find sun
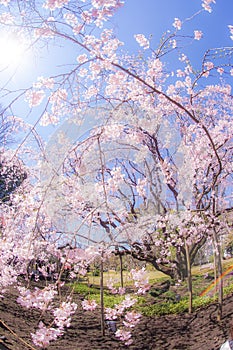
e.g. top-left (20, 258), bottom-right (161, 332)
top-left (0, 31), bottom-right (28, 68)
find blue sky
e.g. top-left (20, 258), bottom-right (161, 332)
top-left (47, 0), bottom-right (233, 135)
top-left (113, 0), bottom-right (233, 70)
top-left (11, 0), bottom-right (233, 84)
top-left (3, 1), bottom-right (233, 84)
top-left (114, 0), bottom-right (233, 48)
top-left (1, 0), bottom-right (232, 143)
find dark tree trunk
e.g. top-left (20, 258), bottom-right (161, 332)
top-left (119, 236), bottom-right (207, 282)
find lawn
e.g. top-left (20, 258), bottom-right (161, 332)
top-left (73, 258), bottom-right (233, 316)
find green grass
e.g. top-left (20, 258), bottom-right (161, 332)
top-left (72, 281), bottom-right (144, 308)
top-left (72, 282), bottom-right (99, 295)
top-left (84, 258), bottom-right (233, 288)
top-left (137, 264), bottom-right (233, 317)
top-left (136, 295), bottom-right (216, 317)
top-left (84, 268), bottom-right (166, 287)
top-left (71, 258), bottom-right (233, 316)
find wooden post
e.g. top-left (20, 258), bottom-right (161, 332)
top-left (100, 252), bottom-right (105, 336)
top-left (119, 253), bottom-right (124, 288)
top-left (185, 239), bottom-right (192, 313)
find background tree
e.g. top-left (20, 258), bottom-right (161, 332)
top-left (0, 114), bottom-right (27, 205)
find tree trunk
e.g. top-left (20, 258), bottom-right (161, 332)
top-left (185, 240), bottom-right (193, 313)
top-left (121, 237), bottom-right (207, 282)
top-left (100, 253), bottom-right (105, 336)
top-left (212, 227), bottom-right (223, 321)
top-left (119, 253), bottom-right (124, 288)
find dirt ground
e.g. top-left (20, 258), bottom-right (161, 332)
top-left (0, 284), bottom-right (232, 350)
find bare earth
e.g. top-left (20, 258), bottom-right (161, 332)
top-left (0, 286), bottom-right (232, 350)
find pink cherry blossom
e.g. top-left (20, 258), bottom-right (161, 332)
top-left (179, 53), bottom-right (187, 62)
top-left (176, 69), bottom-right (185, 77)
top-left (107, 279), bottom-right (126, 295)
top-left (118, 287), bottom-right (126, 295)
top-left (0, 12), bottom-right (14, 24)
top-left (120, 295), bottom-right (137, 309)
top-left (33, 76), bottom-right (54, 89)
top-left (217, 67), bottom-right (224, 75)
top-left (81, 299), bottom-right (98, 311)
top-left (78, 68), bottom-right (88, 77)
top-left (194, 30), bottom-right (203, 40)
top-left (105, 307), bottom-right (119, 320)
top-left (73, 23), bottom-right (83, 35)
top-left (203, 61), bottom-right (214, 77)
top-left (115, 329), bottom-right (132, 345)
top-left (131, 268), bottom-right (150, 295)
top-left (202, 0), bottom-right (216, 13)
top-left (173, 17), bottom-right (182, 30)
top-left (92, 0), bottom-right (124, 9)
top-left (123, 311), bottom-right (141, 328)
top-left (77, 54), bottom-right (88, 64)
top-left (134, 34), bottom-right (150, 49)
top-left (85, 85), bottom-right (99, 99)
top-left (25, 89), bottom-right (45, 108)
top-left (0, 0), bottom-right (10, 6)
top-left (171, 39), bottom-right (177, 48)
top-left (40, 111), bottom-right (59, 126)
top-left (43, 0), bottom-right (69, 10)
top-left (31, 322), bottom-right (63, 347)
top-left (53, 301), bottom-right (77, 328)
top-left (17, 286), bottom-right (57, 310)
top-left (64, 12), bottom-right (78, 26)
top-left (34, 26), bottom-right (54, 38)
top-left (228, 25), bottom-right (233, 40)
top-left (136, 178), bottom-right (147, 197)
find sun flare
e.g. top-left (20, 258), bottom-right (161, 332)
top-left (0, 31), bottom-right (28, 68)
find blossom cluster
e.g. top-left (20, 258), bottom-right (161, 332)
top-left (105, 294), bottom-right (141, 346)
top-left (107, 278), bottom-right (125, 295)
top-left (34, 25), bottom-right (54, 38)
top-left (134, 34), bottom-right (150, 49)
top-left (229, 25), bottom-right (233, 40)
top-left (202, 0), bottom-right (216, 13)
top-left (43, 0), bottom-right (124, 29)
top-left (17, 286), bottom-right (57, 310)
top-left (173, 17), bottom-right (182, 30)
top-left (43, 0), bottom-right (69, 11)
top-left (31, 321), bottom-right (63, 348)
top-left (57, 246), bottom-right (102, 280)
top-left (0, 0), bottom-right (10, 6)
top-left (0, 12), bottom-right (14, 24)
top-left (105, 294), bottom-right (137, 320)
top-left (18, 286), bottom-right (78, 347)
top-left (53, 301), bottom-right (78, 328)
top-left (194, 30), bottom-right (203, 40)
top-left (81, 299), bottom-right (98, 311)
top-left (130, 267), bottom-right (150, 295)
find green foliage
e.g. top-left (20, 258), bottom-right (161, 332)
top-left (72, 282), bottom-right (145, 308)
top-left (73, 282), bottom-right (100, 295)
top-left (72, 260), bottom-right (233, 317)
top-left (103, 294), bottom-right (146, 308)
top-left (222, 283), bottom-right (233, 295)
top-left (136, 280), bottom-right (233, 317)
top-left (162, 290), bottom-right (177, 301)
top-left (96, 294), bottom-right (126, 308)
top-left (92, 268), bottom-right (100, 276)
top-left (136, 295), bottom-right (216, 317)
